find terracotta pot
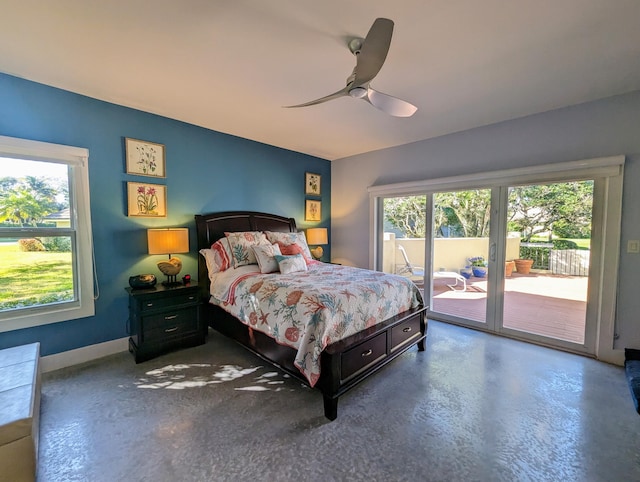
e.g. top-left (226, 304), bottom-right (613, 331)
top-left (514, 259), bottom-right (534, 274)
top-left (505, 261), bottom-right (515, 277)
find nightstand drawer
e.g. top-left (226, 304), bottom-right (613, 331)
top-left (390, 315), bottom-right (421, 352)
top-left (137, 291), bottom-right (198, 312)
top-left (145, 318), bottom-right (197, 342)
top-left (142, 306), bottom-right (198, 338)
top-left (341, 332), bottom-right (387, 382)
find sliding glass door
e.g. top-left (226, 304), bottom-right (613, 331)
top-left (499, 180), bottom-right (593, 348)
top-left (373, 157), bottom-right (623, 357)
top-left (430, 189), bottom-right (491, 325)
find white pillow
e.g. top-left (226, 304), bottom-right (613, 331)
top-left (252, 243), bottom-right (282, 274)
top-left (274, 253), bottom-right (308, 274)
top-left (199, 249), bottom-right (217, 279)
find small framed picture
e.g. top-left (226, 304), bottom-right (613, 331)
top-left (305, 199), bottom-right (321, 221)
top-left (305, 172), bottom-right (321, 196)
top-left (127, 182), bottom-right (167, 217)
top-left (125, 138), bottom-right (166, 178)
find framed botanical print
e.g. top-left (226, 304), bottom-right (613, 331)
top-left (127, 182), bottom-right (167, 217)
top-left (125, 138), bottom-right (166, 178)
top-left (305, 172), bottom-right (321, 196)
top-left (305, 199), bottom-right (321, 221)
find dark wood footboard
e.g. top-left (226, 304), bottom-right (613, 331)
top-left (203, 299), bottom-right (427, 420)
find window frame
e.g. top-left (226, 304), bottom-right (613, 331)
top-left (0, 135), bottom-right (94, 332)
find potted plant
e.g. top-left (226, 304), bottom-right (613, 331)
top-left (514, 258), bottom-right (534, 274)
top-left (468, 256), bottom-right (487, 278)
top-left (505, 260), bottom-right (515, 277)
top-left (459, 266), bottom-right (473, 279)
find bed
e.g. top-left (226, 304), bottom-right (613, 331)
top-left (195, 210), bottom-right (427, 420)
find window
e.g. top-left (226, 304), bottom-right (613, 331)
top-left (0, 135), bottom-right (94, 332)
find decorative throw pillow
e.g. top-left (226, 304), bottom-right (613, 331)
top-left (274, 253), bottom-right (308, 274)
top-left (208, 237), bottom-right (233, 273)
top-left (277, 242), bottom-right (306, 258)
top-left (225, 231), bottom-right (269, 267)
top-left (252, 243), bottom-right (282, 274)
top-left (265, 231), bottom-right (313, 263)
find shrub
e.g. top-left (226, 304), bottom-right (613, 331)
top-left (18, 238), bottom-right (46, 252)
top-left (40, 237), bottom-right (72, 252)
top-left (552, 239), bottom-right (579, 250)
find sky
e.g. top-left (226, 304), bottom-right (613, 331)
top-left (0, 157), bottom-right (67, 180)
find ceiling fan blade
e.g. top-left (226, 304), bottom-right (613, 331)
top-left (283, 87), bottom-right (349, 108)
top-left (365, 88), bottom-right (418, 117)
top-left (352, 18), bottom-right (394, 87)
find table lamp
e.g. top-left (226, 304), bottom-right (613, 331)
top-left (306, 227), bottom-right (328, 260)
top-left (147, 228), bottom-right (189, 286)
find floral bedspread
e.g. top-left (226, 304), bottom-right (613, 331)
top-left (209, 263), bottom-right (423, 387)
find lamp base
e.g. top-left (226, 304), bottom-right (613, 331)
top-left (161, 275), bottom-right (182, 287)
top-left (310, 246), bottom-right (324, 260)
top-left (157, 256), bottom-right (183, 286)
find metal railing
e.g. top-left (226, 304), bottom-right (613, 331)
top-left (519, 243), bottom-right (589, 275)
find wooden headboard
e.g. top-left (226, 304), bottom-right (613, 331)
top-left (194, 211), bottom-right (297, 296)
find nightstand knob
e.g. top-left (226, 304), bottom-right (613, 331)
top-left (164, 315), bottom-right (178, 320)
top-left (146, 302), bottom-right (153, 307)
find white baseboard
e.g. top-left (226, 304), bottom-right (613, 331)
top-left (41, 337), bottom-right (129, 373)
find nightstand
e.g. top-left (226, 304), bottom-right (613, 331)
top-left (126, 282), bottom-right (205, 363)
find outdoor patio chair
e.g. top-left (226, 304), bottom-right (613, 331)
top-left (397, 245), bottom-right (466, 291)
top-left (397, 245), bottom-right (425, 277)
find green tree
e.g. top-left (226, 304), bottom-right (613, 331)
top-left (383, 183), bottom-right (592, 241)
top-left (0, 176), bottom-right (61, 226)
top-left (508, 181), bottom-right (593, 241)
top-left (434, 190), bottom-right (491, 237)
top-left (384, 195), bottom-right (426, 238)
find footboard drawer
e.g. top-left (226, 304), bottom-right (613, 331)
top-left (341, 332), bottom-right (387, 382)
top-left (390, 315), bottom-right (422, 352)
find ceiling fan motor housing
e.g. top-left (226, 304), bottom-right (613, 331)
top-left (348, 86), bottom-right (368, 98)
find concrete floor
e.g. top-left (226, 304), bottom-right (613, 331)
top-left (38, 321), bottom-right (640, 481)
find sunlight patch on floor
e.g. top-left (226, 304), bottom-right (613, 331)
top-left (134, 363), bottom-right (294, 392)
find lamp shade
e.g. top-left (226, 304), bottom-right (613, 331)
top-left (147, 228), bottom-right (189, 255)
top-left (306, 227), bottom-right (328, 245)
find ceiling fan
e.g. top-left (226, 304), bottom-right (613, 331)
top-left (284, 18), bottom-right (417, 117)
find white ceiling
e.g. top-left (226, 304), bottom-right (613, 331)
top-left (1, 1), bottom-right (640, 161)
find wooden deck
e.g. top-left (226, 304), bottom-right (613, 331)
top-left (428, 272), bottom-right (588, 344)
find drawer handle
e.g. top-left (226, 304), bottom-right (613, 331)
top-left (164, 326), bottom-right (178, 333)
top-left (361, 349), bottom-right (373, 357)
top-left (188, 296), bottom-right (195, 300)
top-left (146, 302), bottom-right (153, 307)
top-left (164, 315), bottom-right (178, 320)
top-left (403, 327), bottom-right (412, 333)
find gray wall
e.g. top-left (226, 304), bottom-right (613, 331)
top-left (332, 90), bottom-right (640, 350)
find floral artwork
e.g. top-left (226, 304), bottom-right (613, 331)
top-left (127, 182), bottom-right (166, 217)
top-left (125, 138), bottom-right (166, 178)
top-left (305, 199), bottom-right (321, 221)
top-left (305, 172), bottom-right (321, 195)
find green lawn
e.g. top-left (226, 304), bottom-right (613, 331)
top-left (529, 237), bottom-right (591, 249)
top-left (0, 243), bottom-right (74, 310)
top-left (567, 238), bottom-right (591, 249)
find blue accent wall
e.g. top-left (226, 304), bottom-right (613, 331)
top-left (0, 73), bottom-right (331, 355)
